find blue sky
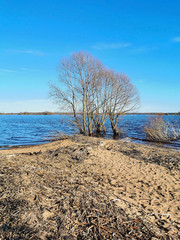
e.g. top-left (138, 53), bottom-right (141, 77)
top-left (0, 0), bottom-right (180, 113)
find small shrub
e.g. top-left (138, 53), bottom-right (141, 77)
top-left (50, 131), bottom-right (69, 141)
top-left (144, 116), bottom-right (179, 143)
top-left (118, 127), bottom-right (124, 137)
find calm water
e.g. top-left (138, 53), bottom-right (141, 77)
top-left (0, 115), bottom-right (179, 149)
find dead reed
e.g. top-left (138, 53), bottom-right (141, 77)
top-left (144, 116), bottom-right (179, 143)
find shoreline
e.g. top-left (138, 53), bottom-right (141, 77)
top-left (0, 112), bottom-right (179, 115)
top-left (0, 135), bottom-right (179, 152)
top-left (0, 135), bottom-right (179, 239)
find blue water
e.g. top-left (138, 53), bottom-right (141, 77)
top-left (0, 115), bottom-right (179, 149)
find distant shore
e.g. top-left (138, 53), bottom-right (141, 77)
top-left (0, 111), bottom-right (179, 115)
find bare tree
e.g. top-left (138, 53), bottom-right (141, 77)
top-left (106, 71), bottom-right (140, 135)
top-left (50, 51), bottom-right (140, 136)
top-left (50, 52), bottom-right (105, 135)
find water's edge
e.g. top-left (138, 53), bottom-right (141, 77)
top-left (0, 115), bottom-right (179, 150)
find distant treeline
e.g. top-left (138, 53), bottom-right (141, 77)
top-left (0, 112), bottom-right (72, 115)
top-left (0, 112), bottom-right (179, 115)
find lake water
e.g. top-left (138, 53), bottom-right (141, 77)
top-left (0, 115), bottom-right (179, 150)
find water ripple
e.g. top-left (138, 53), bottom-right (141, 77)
top-left (0, 115), bottom-right (179, 149)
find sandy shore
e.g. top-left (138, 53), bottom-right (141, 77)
top-left (0, 135), bottom-right (179, 239)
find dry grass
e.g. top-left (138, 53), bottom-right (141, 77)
top-left (144, 116), bottom-right (179, 143)
top-left (49, 131), bottom-right (69, 141)
top-left (0, 147), bottom-right (157, 240)
top-left (0, 135), bottom-right (179, 239)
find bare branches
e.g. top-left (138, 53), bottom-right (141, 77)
top-left (105, 72), bottom-right (140, 135)
top-left (50, 51), bottom-right (140, 136)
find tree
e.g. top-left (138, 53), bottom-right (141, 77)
top-left (106, 71), bottom-right (140, 135)
top-left (50, 52), bottom-right (106, 135)
top-left (50, 51), bottom-right (140, 136)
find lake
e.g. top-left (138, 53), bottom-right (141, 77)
top-left (0, 115), bottom-right (179, 150)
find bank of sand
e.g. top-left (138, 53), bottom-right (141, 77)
top-left (0, 135), bottom-right (179, 239)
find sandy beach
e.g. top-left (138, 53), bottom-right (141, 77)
top-left (0, 135), bottom-right (179, 239)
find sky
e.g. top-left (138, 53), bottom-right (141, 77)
top-left (0, 0), bottom-right (180, 113)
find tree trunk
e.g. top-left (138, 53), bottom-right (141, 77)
top-left (110, 117), bottom-right (119, 136)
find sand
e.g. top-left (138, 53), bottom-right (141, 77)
top-left (0, 135), bottom-right (179, 239)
